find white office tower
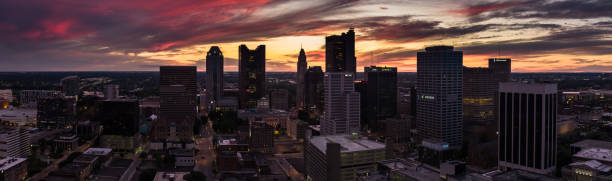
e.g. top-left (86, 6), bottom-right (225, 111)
top-left (322, 72), bottom-right (360, 135)
top-left (0, 127), bottom-right (30, 159)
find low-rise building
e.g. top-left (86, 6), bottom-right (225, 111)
top-left (153, 172), bottom-right (189, 181)
top-left (563, 146), bottom-right (612, 181)
top-left (0, 157), bottom-right (27, 181)
top-left (286, 119), bottom-right (309, 142)
top-left (305, 135), bottom-right (386, 181)
top-left (54, 134), bottom-right (79, 153)
top-left (0, 108), bottom-right (36, 126)
top-left (170, 149), bottom-right (194, 167)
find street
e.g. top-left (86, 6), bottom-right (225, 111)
top-left (193, 122), bottom-right (217, 181)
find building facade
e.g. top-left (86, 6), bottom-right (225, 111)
top-left (155, 66), bottom-right (197, 143)
top-left (238, 45), bottom-right (266, 109)
top-left (97, 99), bottom-right (140, 152)
top-left (0, 127), bottom-right (30, 158)
top-left (269, 89), bottom-right (288, 110)
top-left (325, 28), bottom-right (356, 75)
top-left (305, 135), bottom-right (386, 181)
top-left (37, 97), bottom-right (76, 129)
top-left (19, 90), bottom-right (61, 108)
top-left (362, 66), bottom-right (397, 132)
top-left (206, 46), bottom-right (224, 109)
top-left (61, 75), bottom-right (80, 97)
top-left (498, 82), bottom-right (557, 175)
top-left (304, 66), bottom-right (324, 113)
top-left (0, 157), bottom-right (28, 181)
top-left (103, 84), bottom-right (119, 100)
top-left (297, 48), bottom-right (307, 109)
top-left (416, 46), bottom-right (463, 148)
top-left (322, 72), bottom-right (360, 135)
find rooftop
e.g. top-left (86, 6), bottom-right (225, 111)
top-left (569, 160), bottom-right (612, 173)
top-left (309, 135), bottom-right (385, 153)
top-left (575, 148), bottom-right (612, 163)
top-left (84, 148), bottom-right (112, 156)
top-left (571, 139), bottom-right (612, 150)
top-left (0, 157), bottom-right (26, 171)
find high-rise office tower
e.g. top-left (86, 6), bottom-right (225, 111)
top-left (416, 46), bottom-right (463, 148)
top-left (498, 82), bottom-right (557, 175)
top-left (325, 28), bottom-right (356, 75)
top-left (304, 66), bottom-right (324, 113)
top-left (362, 66), bottom-right (397, 132)
top-left (296, 48), bottom-right (307, 108)
top-left (463, 58), bottom-right (511, 168)
top-left (269, 89), bottom-right (288, 110)
top-left (0, 127), bottom-right (31, 158)
top-left (238, 45), bottom-right (266, 109)
top-left (206, 46), bottom-right (224, 109)
top-left (103, 84), bottom-right (119, 100)
top-left (155, 66), bottom-right (197, 143)
top-left (322, 72), bottom-right (360, 135)
top-left (61, 75), bottom-right (80, 97)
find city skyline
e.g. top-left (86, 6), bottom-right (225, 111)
top-left (1, 0), bottom-right (611, 72)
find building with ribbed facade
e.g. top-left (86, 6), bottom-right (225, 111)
top-left (297, 48), bottom-right (307, 109)
top-left (0, 127), bottom-right (30, 159)
top-left (154, 66), bottom-right (197, 144)
top-left (498, 82), bottom-right (557, 175)
top-left (322, 72), bottom-right (360, 135)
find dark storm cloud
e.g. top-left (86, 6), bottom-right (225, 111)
top-left (465, 0), bottom-right (612, 22)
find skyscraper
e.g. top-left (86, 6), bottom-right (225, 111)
top-left (61, 75), bottom-right (80, 97)
top-left (325, 28), bottom-right (356, 75)
top-left (296, 48), bottom-right (307, 109)
top-left (155, 66), bottom-right (197, 143)
top-left (238, 45), bottom-right (265, 109)
top-left (362, 66), bottom-right (397, 132)
top-left (37, 97), bottom-right (75, 129)
top-left (269, 89), bottom-right (288, 110)
top-left (416, 46), bottom-right (463, 148)
top-left (304, 66), bottom-right (324, 113)
top-left (498, 82), bottom-right (557, 175)
top-left (97, 99), bottom-right (140, 152)
top-left (206, 46), bottom-right (224, 109)
top-left (322, 72), bottom-right (360, 135)
top-left (463, 58), bottom-right (511, 168)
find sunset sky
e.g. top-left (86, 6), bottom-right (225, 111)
top-left (0, 0), bottom-right (611, 72)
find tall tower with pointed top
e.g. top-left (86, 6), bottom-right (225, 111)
top-left (206, 46), bottom-right (224, 109)
top-left (297, 48), bottom-right (307, 108)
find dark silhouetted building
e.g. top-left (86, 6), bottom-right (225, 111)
top-left (238, 45), bottom-right (266, 109)
top-left (269, 89), bottom-right (288, 110)
top-left (297, 48), bottom-right (307, 109)
top-left (249, 122), bottom-right (274, 153)
top-left (154, 66), bottom-right (197, 143)
top-left (416, 46), bottom-right (463, 148)
top-left (362, 66), bottom-right (397, 132)
top-left (322, 72), bottom-right (360, 135)
top-left (463, 58), bottom-right (511, 169)
top-left (97, 99), bottom-right (140, 152)
top-left (61, 75), bottom-right (80, 97)
top-left (325, 28), bottom-right (356, 75)
top-left (304, 66), bottom-right (324, 113)
top-left (37, 97), bottom-right (75, 129)
top-left (206, 46), bottom-right (224, 109)
top-left (103, 84), bottom-right (119, 100)
top-left (498, 82), bottom-right (557, 175)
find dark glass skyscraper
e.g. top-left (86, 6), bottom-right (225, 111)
top-left (297, 48), bottom-right (307, 109)
top-left (61, 75), bottom-right (80, 97)
top-left (362, 66), bottom-right (397, 132)
top-left (238, 45), bottom-right (266, 109)
top-left (416, 46), bottom-right (463, 148)
top-left (463, 58), bottom-right (511, 168)
top-left (498, 82), bottom-right (557, 175)
top-left (206, 46), bottom-right (224, 109)
top-left (325, 28), bottom-right (356, 75)
top-left (97, 99), bottom-right (139, 136)
top-left (304, 66), bottom-right (324, 113)
top-left (155, 66), bottom-right (197, 142)
top-left (37, 97), bottom-right (75, 129)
